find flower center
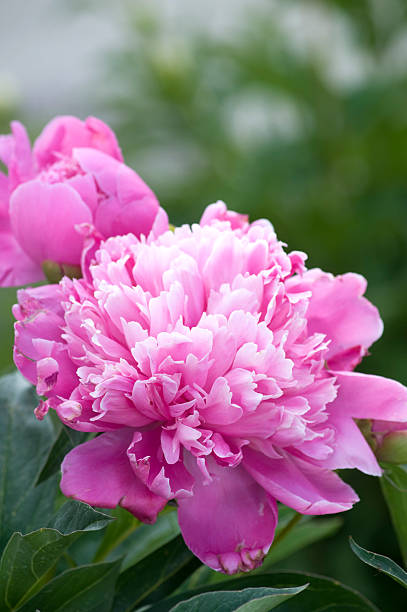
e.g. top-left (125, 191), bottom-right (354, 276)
top-left (38, 155), bottom-right (83, 184)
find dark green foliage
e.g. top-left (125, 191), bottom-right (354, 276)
top-left (148, 571), bottom-right (379, 612)
top-left (16, 561), bottom-right (121, 612)
top-left (0, 372), bottom-right (57, 551)
top-left (36, 426), bottom-right (89, 485)
top-left (112, 535), bottom-right (200, 611)
top-left (0, 503), bottom-right (112, 610)
top-left (380, 464), bottom-right (407, 566)
top-left (166, 585), bottom-right (308, 611)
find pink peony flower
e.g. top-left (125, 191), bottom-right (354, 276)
top-left (13, 203), bottom-right (407, 573)
top-left (0, 116), bottom-right (167, 286)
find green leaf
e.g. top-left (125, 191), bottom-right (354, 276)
top-left (0, 372), bottom-right (57, 552)
top-left (380, 463), bottom-right (407, 565)
top-left (169, 585), bottom-right (308, 612)
top-left (48, 500), bottom-right (113, 534)
top-left (113, 535), bottom-right (201, 612)
top-left (17, 561), bottom-right (120, 612)
top-left (36, 425), bottom-right (87, 485)
top-left (350, 537), bottom-right (407, 589)
top-left (0, 501), bottom-right (113, 610)
top-left (148, 571), bottom-right (379, 612)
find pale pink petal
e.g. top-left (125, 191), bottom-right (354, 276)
top-left (318, 413), bottom-right (381, 475)
top-left (13, 284), bottom-right (77, 397)
top-left (244, 448), bottom-right (359, 514)
top-left (200, 201), bottom-right (248, 230)
top-left (61, 430), bottom-right (166, 523)
top-left (128, 429), bottom-right (194, 499)
top-left (178, 459), bottom-right (277, 573)
top-left (10, 180), bottom-right (92, 264)
top-left (333, 371), bottom-right (407, 422)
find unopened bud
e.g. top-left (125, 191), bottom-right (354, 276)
top-left (376, 431), bottom-right (407, 464)
top-left (42, 260), bottom-right (82, 283)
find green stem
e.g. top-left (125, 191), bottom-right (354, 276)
top-left (273, 512), bottom-right (302, 546)
top-left (93, 522), bottom-right (140, 563)
top-left (63, 551), bottom-right (77, 568)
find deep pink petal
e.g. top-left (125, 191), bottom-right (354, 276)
top-left (74, 148), bottom-right (160, 238)
top-left (150, 205), bottom-right (169, 238)
top-left (67, 173), bottom-right (98, 213)
top-left (0, 121), bottom-right (34, 191)
top-left (178, 458), bottom-right (277, 573)
top-left (84, 116), bottom-right (123, 161)
top-left (33, 115), bottom-right (122, 168)
top-left (244, 448), bottom-right (359, 514)
top-left (61, 430), bottom-right (166, 523)
top-left (10, 180), bottom-right (92, 265)
top-left (0, 213), bottom-right (43, 286)
top-left (73, 148), bottom-right (120, 193)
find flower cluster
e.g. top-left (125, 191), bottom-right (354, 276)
top-left (6, 116), bottom-right (407, 574)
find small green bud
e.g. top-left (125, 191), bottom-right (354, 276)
top-left (376, 431), bottom-right (407, 465)
top-left (42, 260), bottom-right (82, 283)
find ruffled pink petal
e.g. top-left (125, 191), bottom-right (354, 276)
top-left (10, 180), bottom-right (92, 265)
top-left (13, 285), bottom-right (77, 398)
top-left (243, 448), bottom-right (359, 515)
top-left (61, 429), bottom-right (166, 523)
top-left (128, 429), bottom-right (194, 499)
top-left (178, 459), bottom-right (277, 573)
top-left (289, 270), bottom-right (383, 370)
top-left (200, 201), bottom-right (249, 230)
top-left (33, 115), bottom-right (122, 168)
top-left (333, 371), bottom-right (407, 422)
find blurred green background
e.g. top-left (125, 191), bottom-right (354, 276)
top-left (1, 1), bottom-right (407, 609)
